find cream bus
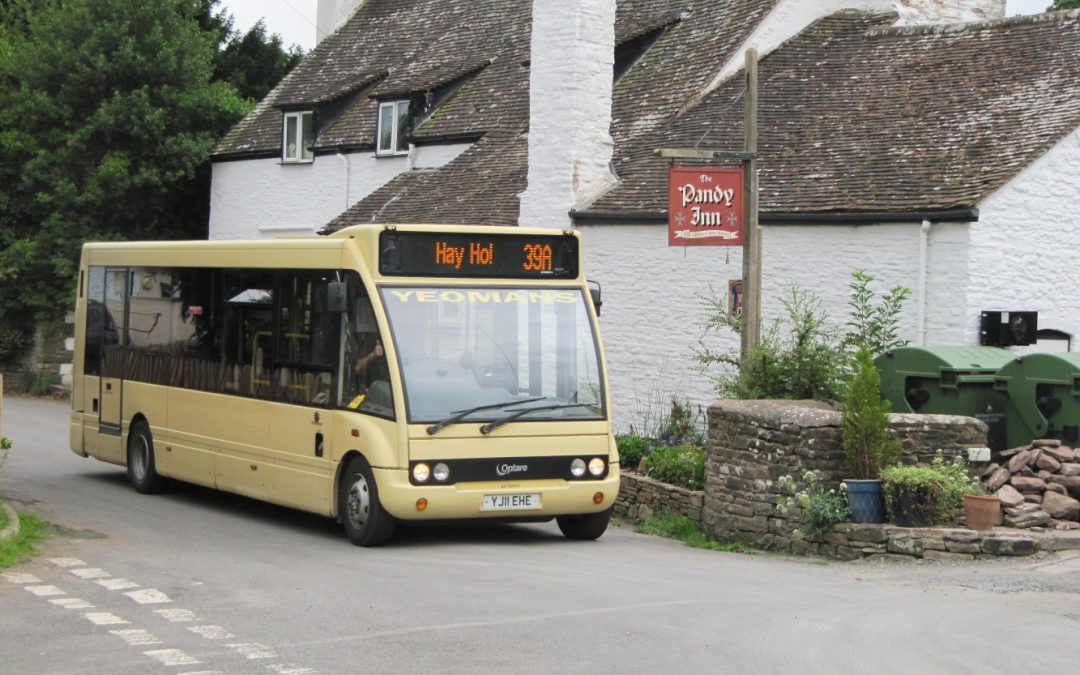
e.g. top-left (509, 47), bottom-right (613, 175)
top-left (70, 224), bottom-right (619, 546)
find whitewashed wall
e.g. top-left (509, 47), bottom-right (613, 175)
top-left (208, 143), bottom-right (471, 239)
top-left (581, 224), bottom-right (744, 433)
top-left (967, 127), bottom-right (1080, 347)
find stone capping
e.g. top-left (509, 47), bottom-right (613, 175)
top-left (615, 471), bottom-right (704, 526)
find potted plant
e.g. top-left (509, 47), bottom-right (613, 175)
top-left (841, 348), bottom-right (902, 522)
top-left (881, 465), bottom-right (943, 526)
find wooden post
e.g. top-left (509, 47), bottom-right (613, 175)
top-left (740, 48), bottom-right (761, 364)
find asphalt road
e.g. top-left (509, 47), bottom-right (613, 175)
top-left (2, 395), bottom-right (1080, 674)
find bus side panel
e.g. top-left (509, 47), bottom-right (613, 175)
top-left (122, 380), bottom-right (170, 469)
top-left (168, 388), bottom-right (270, 501)
top-left (264, 402), bottom-right (335, 516)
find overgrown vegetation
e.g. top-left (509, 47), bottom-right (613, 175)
top-left (635, 514), bottom-right (756, 553)
top-left (777, 472), bottom-right (851, 540)
top-left (0, 513), bottom-right (49, 569)
top-left (19, 367), bottom-right (59, 396)
top-left (618, 398), bottom-right (707, 489)
top-left (0, 0), bottom-right (302, 349)
top-left (881, 454), bottom-right (980, 526)
top-left (693, 270), bottom-right (910, 402)
top-left (643, 444), bottom-right (705, 490)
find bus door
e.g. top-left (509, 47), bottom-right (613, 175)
top-left (99, 268), bottom-right (128, 434)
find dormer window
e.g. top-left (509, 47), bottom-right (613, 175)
top-left (282, 111), bottom-right (314, 162)
top-left (377, 100), bottom-right (409, 155)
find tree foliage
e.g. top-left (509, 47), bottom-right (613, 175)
top-left (0, 0), bottom-right (302, 360)
top-left (1051, 1), bottom-right (1080, 11)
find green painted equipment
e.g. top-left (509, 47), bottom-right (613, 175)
top-left (993, 352), bottom-right (1080, 451)
top-left (875, 346), bottom-right (1013, 451)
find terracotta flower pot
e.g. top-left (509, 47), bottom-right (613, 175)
top-left (964, 494), bottom-right (1001, 531)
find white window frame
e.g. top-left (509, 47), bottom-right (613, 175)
top-left (376, 100), bottom-right (410, 156)
top-left (282, 110), bottom-right (314, 163)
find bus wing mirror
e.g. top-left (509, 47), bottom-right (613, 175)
top-left (327, 281), bottom-right (347, 313)
top-left (587, 280), bottom-right (602, 316)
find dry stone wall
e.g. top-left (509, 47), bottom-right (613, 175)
top-left (702, 400), bottom-right (987, 553)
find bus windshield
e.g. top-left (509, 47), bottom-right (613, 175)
top-left (380, 287), bottom-right (604, 424)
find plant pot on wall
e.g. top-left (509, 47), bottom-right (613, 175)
top-left (963, 494), bottom-right (1001, 531)
top-left (844, 479), bottom-right (884, 523)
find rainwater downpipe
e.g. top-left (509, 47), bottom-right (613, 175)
top-left (337, 151), bottom-right (351, 211)
top-left (916, 219), bottom-right (932, 346)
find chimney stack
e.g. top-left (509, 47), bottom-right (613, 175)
top-left (519, 0), bottom-right (618, 229)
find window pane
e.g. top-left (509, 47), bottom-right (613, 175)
top-left (340, 273), bottom-right (392, 417)
top-left (395, 101), bottom-right (409, 153)
top-left (84, 266), bottom-right (110, 376)
top-left (284, 115), bottom-right (298, 161)
top-left (102, 269), bottom-right (128, 378)
top-left (378, 104), bottom-right (394, 154)
top-left (274, 270), bottom-right (338, 407)
top-left (222, 269), bottom-right (275, 399)
top-left (126, 268), bottom-right (174, 386)
top-left (300, 112), bottom-right (314, 161)
top-left (172, 268), bottom-right (225, 393)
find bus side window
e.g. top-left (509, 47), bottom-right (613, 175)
top-left (341, 273), bottom-right (392, 417)
top-left (273, 270), bottom-right (337, 407)
top-left (222, 269), bottom-right (275, 399)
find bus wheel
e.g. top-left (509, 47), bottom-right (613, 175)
top-left (127, 420), bottom-right (166, 494)
top-left (339, 457), bottom-right (395, 547)
top-left (556, 508), bottom-right (612, 541)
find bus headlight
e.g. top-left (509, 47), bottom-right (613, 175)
top-left (570, 458), bottom-right (587, 477)
top-left (588, 457), bottom-right (606, 476)
top-left (433, 462), bottom-right (450, 482)
top-left (412, 463), bottom-right (430, 483)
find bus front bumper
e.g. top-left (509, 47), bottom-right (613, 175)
top-left (373, 468), bottom-right (620, 521)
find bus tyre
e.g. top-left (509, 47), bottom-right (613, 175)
top-left (556, 508), bottom-right (612, 541)
top-left (339, 456), bottom-right (395, 547)
top-left (127, 420), bottom-right (166, 494)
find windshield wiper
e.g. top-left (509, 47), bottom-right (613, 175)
top-left (426, 397), bottom-right (546, 436)
top-left (479, 403), bottom-right (596, 435)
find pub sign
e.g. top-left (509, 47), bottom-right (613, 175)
top-left (667, 166), bottom-right (744, 246)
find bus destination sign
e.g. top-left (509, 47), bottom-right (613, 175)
top-left (379, 231), bottom-right (579, 279)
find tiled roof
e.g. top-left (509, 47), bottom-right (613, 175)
top-left (213, 0), bottom-right (531, 157)
top-left (318, 0), bottom-right (771, 229)
top-left (322, 131), bottom-right (528, 229)
top-left (588, 9), bottom-right (1080, 217)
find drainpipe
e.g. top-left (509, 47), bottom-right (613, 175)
top-left (336, 151), bottom-right (351, 210)
top-left (916, 219), bottom-right (932, 346)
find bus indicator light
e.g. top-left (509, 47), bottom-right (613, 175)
top-left (416, 498), bottom-right (428, 512)
top-left (593, 492), bottom-right (605, 505)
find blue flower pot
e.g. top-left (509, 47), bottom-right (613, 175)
top-left (845, 479), bottom-right (885, 523)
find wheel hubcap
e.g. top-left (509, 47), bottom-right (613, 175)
top-left (346, 474), bottom-right (371, 530)
top-left (132, 436), bottom-right (149, 480)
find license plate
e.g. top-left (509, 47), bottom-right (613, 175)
top-left (482, 493), bottom-right (541, 511)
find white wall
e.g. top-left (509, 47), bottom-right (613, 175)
top-left (208, 143), bottom-right (471, 239)
top-left (581, 224), bottom-right (744, 433)
top-left (967, 127), bottom-right (1080, 346)
top-left (584, 218), bottom-right (981, 433)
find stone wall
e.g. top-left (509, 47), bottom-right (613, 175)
top-left (615, 472), bottom-right (704, 526)
top-left (702, 399), bottom-right (987, 552)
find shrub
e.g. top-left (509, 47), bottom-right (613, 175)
top-left (616, 434), bottom-right (649, 471)
top-left (881, 453), bottom-right (980, 526)
top-left (0, 435), bottom-right (10, 474)
top-left (844, 270), bottom-right (911, 357)
top-left (841, 347), bottom-right (902, 479)
top-left (643, 443), bottom-right (705, 490)
top-left (777, 472), bottom-right (851, 540)
top-left (0, 326), bottom-right (31, 364)
top-left (657, 398), bottom-right (705, 446)
top-left (19, 367), bottom-right (59, 396)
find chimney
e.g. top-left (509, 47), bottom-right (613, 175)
top-left (894, 0), bottom-right (1007, 25)
top-left (316, 0), bottom-right (364, 45)
top-left (519, 0), bottom-right (618, 229)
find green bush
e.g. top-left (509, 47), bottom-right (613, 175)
top-left (0, 326), bottom-right (31, 364)
top-left (777, 472), bottom-right (851, 540)
top-left (881, 453), bottom-right (980, 526)
top-left (842, 347), bottom-right (902, 479)
top-left (19, 367), bottom-right (59, 396)
top-left (643, 443), bottom-right (705, 490)
top-left (616, 434), bottom-right (649, 470)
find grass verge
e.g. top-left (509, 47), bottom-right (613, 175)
top-left (0, 513), bottom-right (50, 569)
top-left (636, 514), bottom-right (756, 554)
top-left (0, 504), bottom-right (8, 532)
